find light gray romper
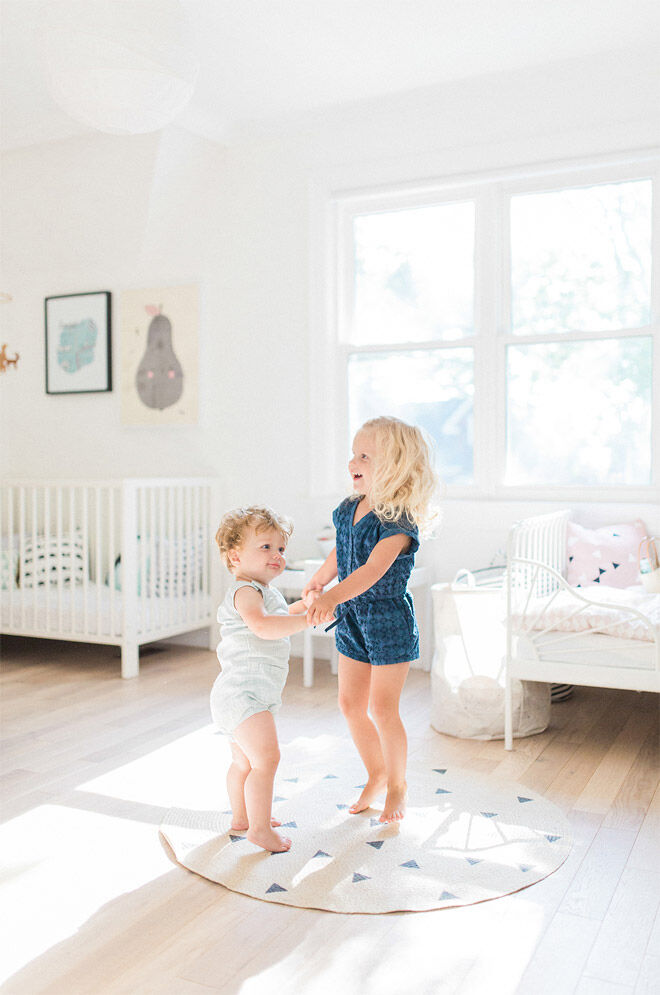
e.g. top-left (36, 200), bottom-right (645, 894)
top-left (210, 580), bottom-right (290, 736)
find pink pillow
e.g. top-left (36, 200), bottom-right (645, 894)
top-left (566, 520), bottom-right (647, 588)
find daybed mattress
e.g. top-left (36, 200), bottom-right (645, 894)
top-left (512, 585), bottom-right (660, 643)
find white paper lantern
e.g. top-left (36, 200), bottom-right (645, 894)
top-left (42, 1), bottom-right (199, 135)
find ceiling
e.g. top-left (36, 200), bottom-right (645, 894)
top-left (2, 0), bottom-right (660, 151)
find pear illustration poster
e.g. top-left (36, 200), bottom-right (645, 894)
top-left (120, 285), bottom-right (198, 425)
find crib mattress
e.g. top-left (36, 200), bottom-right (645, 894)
top-left (1, 582), bottom-right (211, 639)
top-left (512, 585), bottom-right (660, 644)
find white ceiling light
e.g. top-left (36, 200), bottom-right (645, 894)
top-left (41, 0), bottom-right (199, 135)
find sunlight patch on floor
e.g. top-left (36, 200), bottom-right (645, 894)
top-left (0, 803), bottom-right (171, 983)
top-left (77, 724), bottom-right (232, 808)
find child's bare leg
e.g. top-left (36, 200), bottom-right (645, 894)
top-left (232, 711), bottom-right (291, 852)
top-left (370, 661), bottom-right (410, 823)
top-left (337, 655), bottom-right (387, 813)
top-left (227, 740), bottom-right (282, 831)
top-left (227, 740), bottom-right (250, 829)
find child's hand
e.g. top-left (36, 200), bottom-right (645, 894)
top-left (287, 599), bottom-right (308, 615)
top-left (302, 590), bottom-right (319, 609)
top-left (302, 579), bottom-right (324, 602)
top-left (306, 590), bottom-right (337, 627)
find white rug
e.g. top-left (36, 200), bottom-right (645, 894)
top-left (159, 757), bottom-right (572, 914)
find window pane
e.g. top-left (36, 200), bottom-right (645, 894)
top-left (348, 349), bottom-right (474, 485)
top-left (506, 337), bottom-right (652, 486)
top-left (352, 201), bottom-right (475, 345)
top-left (511, 179), bottom-right (652, 335)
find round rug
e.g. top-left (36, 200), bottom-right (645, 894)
top-left (159, 761), bottom-right (571, 913)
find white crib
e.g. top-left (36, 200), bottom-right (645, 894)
top-left (504, 510), bottom-right (660, 749)
top-left (1, 478), bottom-right (214, 678)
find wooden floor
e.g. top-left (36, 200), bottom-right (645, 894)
top-left (1, 636), bottom-right (658, 995)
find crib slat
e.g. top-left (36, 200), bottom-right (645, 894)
top-left (19, 486), bottom-right (26, 629)
top-left (82, 487), bottom-right (89, 636)
top-left (185, 486), bottom-right (193, 625)
top-left (8, 487), bottom-right (15, 627)
top-left (109, 486), bottom-right (116, 639)
top-left (202, 485), bottom-right (209, 609)
top-left (57, 487), bottom-right (63, 633)
top-left (177, 484), bottom-right (184, 623)
top-left (32, 486), bottom-right (38, 631)
top-left (193, 485), bottom-right (201, 623)
top-left (139, 485), bottom-right (147, 636)
top-left (96, 487), bottom-right (102, 636)
top-left (69, 486), bottom-right (76, 634)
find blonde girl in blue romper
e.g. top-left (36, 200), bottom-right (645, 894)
top-left (303, 417), bottom-right (437, 824)
top-left (211, 506), bottom-right (310, 853)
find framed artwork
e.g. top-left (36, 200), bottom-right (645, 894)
top-left (120, 285), bottom-right (198, 425)
top-left (45, 291), bottom-right (112, 394)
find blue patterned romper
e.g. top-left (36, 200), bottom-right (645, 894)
top-left (331, 497), bottom-right (420, 666)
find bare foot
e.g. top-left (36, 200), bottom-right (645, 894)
top-left (349, 775), bottom-right (387, 814)
top-left (230, 816), bottom-right (281, 831)
top-left (379, 783), bottom-right (407, 823)
top-left (246, 828), bottom-right (292, 852)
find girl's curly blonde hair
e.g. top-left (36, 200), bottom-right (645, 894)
top-left (357, 416), bottom-right (440, 535)
top-left (215, 506), bottom-right (293, 570)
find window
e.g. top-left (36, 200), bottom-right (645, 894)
top-left (327, 159), bottom-right (659, 497)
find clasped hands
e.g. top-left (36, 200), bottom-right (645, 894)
top-left (301, 585), bottom-right (336, 627)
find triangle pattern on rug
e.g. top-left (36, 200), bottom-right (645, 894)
top-left (160, 763), bottom-right (572, 913)
top-left (433, 768), bottom-right (447, 774)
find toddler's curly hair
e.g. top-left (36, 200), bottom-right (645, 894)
top-left (215, 505), bottom-right (294, 570)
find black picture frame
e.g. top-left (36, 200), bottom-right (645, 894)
top-left (45, 291), bottom-right (112, 394)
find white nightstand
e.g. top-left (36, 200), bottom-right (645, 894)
top-left (275, 559), bottom-right (431, 688)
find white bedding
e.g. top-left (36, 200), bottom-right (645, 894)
top-left (1, 582), bottom-right (210, 639)
top-left (512, 585), bottom-right (660, 643)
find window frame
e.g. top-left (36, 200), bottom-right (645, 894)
top-left (310, 153), bottom-right (660, 502)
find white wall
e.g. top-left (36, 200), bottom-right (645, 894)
top-left (2, 49), bottom-right (659, 593)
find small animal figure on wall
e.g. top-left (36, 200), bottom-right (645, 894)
top-left (135, 304), bottom-right (183, 410)
top-left (0, 344), bottom-right (20, 373)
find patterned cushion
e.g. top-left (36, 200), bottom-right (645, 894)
top-left (113, 533), bottom-right (204, 597)
top-left (566, 520), bottom-right (647, 588)
top-left (1, 548), bottom-right (19, 590)
top-left (19, 533), bottom-right (86, 588)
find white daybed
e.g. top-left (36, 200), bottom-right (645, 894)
top-left (504, 510), bottom-right (660, 750)
top-left (1, 478), bottom-right (214, 677)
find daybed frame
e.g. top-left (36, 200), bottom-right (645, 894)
top-left (504, 511), bottom-right (660, 750)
